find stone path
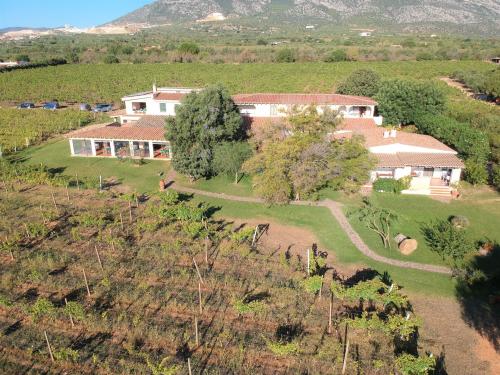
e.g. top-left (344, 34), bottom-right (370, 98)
top-left (168, 172), bottom-right (452, 275)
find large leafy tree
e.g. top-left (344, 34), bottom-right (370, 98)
top-left (336, 69), bottom-right (381, 97)
top-left (213, 141), bottom-right (252, 184)
top-left (375, 79), bottom-right (445, 125)
top-left (166, 85), bottom-right (243, 179)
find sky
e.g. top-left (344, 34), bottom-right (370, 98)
top-left (0, 0), bottom-right (154, 29)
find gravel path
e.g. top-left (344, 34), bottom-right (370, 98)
top-left (168, 172), bottom-right (452, 275)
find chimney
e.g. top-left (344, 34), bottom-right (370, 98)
top-left (383, 130), bottom-right (389, 139)
top-left (390, 129), bottom-right (397, 138)
top-left (153, 82), bottom-right (157, 93)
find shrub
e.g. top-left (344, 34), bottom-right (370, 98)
top-left (464, 158), bottom-right (488, 185)
top-left (492, 164), bottom-right (500, 190)
top-left (336, 69), bottom-right (381, 97)
top-left (266, 340), bottom-right (299, 356)
top-left (103, 55), bottom-right (119, 64)
top-left (324, 49), bottom-right (348, 62)
top-left (54, 348), bottom-right (79, 362)
top-left (276, 49), bottom-right (296, 63)
top-left (395, 353), bottom-right (436, 375)
top-left (301, 275), bottom-right (323, 294)
top-left (421, 219), bottom-right (475, 268)
top-left (449, 215), bottom-right (470, 229)
top-left (178, 42), bottom-right (200, 55)
top-left (233, 299), bottom-right (266, 315)
top-left (376, 79), bottom-right (445, 125)
top-left (30, 298), bottom-right (56, 321)
top-left (373, 178), bottom-right (408, 193)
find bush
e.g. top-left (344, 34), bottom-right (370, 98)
top-left (373, 178), bottom-right (409, 194)
top-left (257, 39), bottom-right (268, 46)
top-left (464, 158), bottom-right (488, 185)
top-left (336, 69), bottom-right (381, 97)
top-left (376, 79), bottom-right (445, 125)
top-left (421, 219), bottom-right (475, 268)
top-left (103, 55), bottom-right (119, 64)
top-left (276, 49), bottom-right (296, 63)
top-left (492, 164), bottom-right (500, 190)
top-left (414, 114), bottom-right (490, 162)
top-left (449, 215), bottom-right (470, 229)
top-left (178, 42), bottom-right (200, 55)
top-left (324, 49), bottom-right (348, 62)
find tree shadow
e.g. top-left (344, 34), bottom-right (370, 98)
top-left (344, 268), bottom-right (380, 287)
top-left (455, 243), bottom-right (500, 351)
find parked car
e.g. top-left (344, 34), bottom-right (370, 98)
top-left (43, 101), bottom-right (59, 110)
top-left (93, 103), bottom-right (113, 113)
top-left (17, 102), bottom-right (35, 109)
top-left (79, 103), bottom-right (91, 111)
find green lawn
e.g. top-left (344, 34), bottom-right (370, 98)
top-left (174, 172), bottom-right (500, 268)
top-left (14, 139), bottom-right (170, 193)
top-left (190, 195), bottom-right (456, 296)
top-left (176, 173), bottom-right (255, 197)
top-left (345, 193), bottom-right (500, 266)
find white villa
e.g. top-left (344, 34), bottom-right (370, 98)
top-left (66, 86), bottom-right (464, 197)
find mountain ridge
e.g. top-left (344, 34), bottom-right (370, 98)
top-left (109, 0), bottom-right (500, 34)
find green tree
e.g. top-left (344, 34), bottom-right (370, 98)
top-left (213, 141), bottom-right (252, 183)
top-left (324, 49), bottom-right (348, 62)
top-left (352, 198), bottom-right (399, 249)
top-left (421, 219), bottom-right (475, 269)
top-left (15, 54), bottom-right (30, 62)
top-left (166, 85), bottom-right (243, 179)
top-left (336, 69), bottom-right (381, 97)
top-left (375, 79), bottom-right (445, 125)
top-left (276, 48), bottom-right (296, 63)
top-left (464, 158), bottom-right (488, 185)
top-left (178, 42), bottom-right (200, 55)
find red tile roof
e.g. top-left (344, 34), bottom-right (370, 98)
top-left (67, 123), bottom-right (166, 141)
top-left (376, 153), bottom-right (464, 168)
top-left (233, 93), bottom-right (377, 106)
top-left (154, 92), bottom-right (187, 101)
top-left (336, 119), bottom-right (455, 152)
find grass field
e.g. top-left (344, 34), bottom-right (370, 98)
top-left (15, 139), bottom-right (170, 193)
top-left (0, 61), bottom-right (494, 103)
top-left (16, 139), bottom-right (498, 297)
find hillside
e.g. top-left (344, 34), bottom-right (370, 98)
top-left (110, 0), bottom-right (500, 34)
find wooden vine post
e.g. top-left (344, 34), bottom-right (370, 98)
top-left (51, 191), bottom-right (58, 210)
top-left (75, 174), bottom-right (80, 190)
top-left (82, 267), bottom-right (91, 297)
top-left (44, 331), bottom-right (55, 363)
top-left (306, 249), bottom-right (310, 276)
top-left (65, 298), bottom-right (74, 328)
top-left (187, 358), bottom-right (192, 375)
top-left (94, 245), bottom-right (103, 271)
top-left (119, 212), bottom-right (124, 231)
top-left (128, 201), bottom-right (133, 222)
top-left (194, 316), bottom-right (199, 346)
top-left (342, 324), bottom-right (349, 374)
top-left (328, 296), bottom-right (333, 334)
top-left (198, 282), bottom-right (203, 314)
top-left (192, 257), bottom-right (204, 284)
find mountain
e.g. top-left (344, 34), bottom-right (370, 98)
top-left (109, 0), bottom-right (500, 34)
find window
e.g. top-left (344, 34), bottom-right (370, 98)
top-left (159, 103), bottom-right (167, 113)
top-left (270, 104), bottom-right (278, 116)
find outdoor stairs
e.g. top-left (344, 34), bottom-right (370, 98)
top-left (429, 185), bottom-right (453, 197)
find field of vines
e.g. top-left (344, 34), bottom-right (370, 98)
top-left (0, 166), bottom-right (437, 374)
top-left (0, 61), bottom-right (494, 104)
top-left (0, 108), bottom-right (100, 154)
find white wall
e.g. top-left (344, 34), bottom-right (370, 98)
top-left (370, 144), bottom-right (457, 154)
top-left (237, 104), bottom-right (376, 118)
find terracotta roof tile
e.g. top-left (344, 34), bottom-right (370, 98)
top-left (337, 119), bottom-right (455, 152)
top-left (233, 93), bottom-right (377, 106)
top-left (67, 123), bottom-right (166, 142)
top-left (154, 92), bottom-right (187, 101)
top-left (134, 116), bottom-right (167, 128)
top-left (376, 153), bottom-right (464, 168)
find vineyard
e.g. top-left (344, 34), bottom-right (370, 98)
top-left (0, 168), bottom-right (436, 374)
top-left (0, 108), bottom-right (99, 154)
top-left (0, 61), bottom-right (494, 104)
